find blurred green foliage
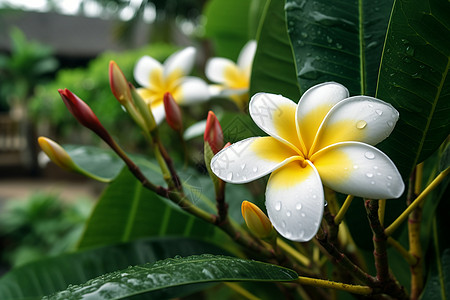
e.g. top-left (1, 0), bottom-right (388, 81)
top-left (29, 44), bottom-right (176, 146)
top-left (0, 192), bottom-right (93, 268)
top-left (0, 27), bottom-right (58, 111)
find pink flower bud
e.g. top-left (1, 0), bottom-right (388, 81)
top-left (241, 200), bottom-right (274, 239)
top-left (58, 89), bottom-right (110, 141)
top-left (109, 61), bottom-right (132, 106)
top-left (163, 92), bottom-right (183, 131)
top-left (204, 111), bottom-right (223, 154)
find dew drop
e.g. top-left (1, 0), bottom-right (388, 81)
top-left (312, 194), bottom-right (317, 199)
top-left (324, 200), bottom-right (328, 206)
top-left (296, 203), bottom-right (302, 210)
top-left (366, 173), bottom-right (374, 178)
top-left (241, 163), bottom-right (246, 170)
top-left (353, 164), bottom-right (359, 169)
top-left (275, 201), bottom-right (282, 211)
top-left (387, 175), bottom-right (393, 180)
top-left (301, 213), bottom-right (306, 217)
top-left (387, 182), bottom-right (391, 187)
top-left (371, 181), bottom-right (376, 185)
top-left (375, 109), bottom-right (383, 115)
top-left (365, 151), bottom-right (375, 159)
top-left (282, 221), bottom-right (286, 228)
top-left (286, 210), bottom-right (292, 217)
top-left (368, 103), bottom-right (373, 108)
top-left (285, 231), bottom-right (292, 238)
top-left (373, 165), bottom-right (379, 170)
top-left (387, 120), bottom-right (394, 127)
top-left (336, 43), bottom-right (343, 49)
top-left (377, 172), bottom-right (382, 176)
top-left (226, 173), bottom-right (233, 180)
top-left (299, 230), bottom-right (305, 238)
top-left (356, 120), bottom-right (367, 129)
top-left (252, 167), bottom-right (258, 172)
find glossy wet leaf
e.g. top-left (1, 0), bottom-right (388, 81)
top-left (250, 0), bottom-right (300, 100)
top-left (44, 255), bottom-right (298, 300)
top-left (376, 0), bottom-right (450, 179)
top-left (421, 249), bottom-right (450, 299)
top-left (0, 238), bottom-right (229, 300)
top-left (285, 0), bottom-right (392, 96)
top-left (77, 168), bottom-right (220, 249)
top-left (64, 145), bottom-right (124, 182)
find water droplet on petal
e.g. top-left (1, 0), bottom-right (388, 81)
top-left (241, 163), bottom-right (246, 170)
top-left (301, 213), bottom-right (306, 217)
top-left (312, 194), bottom-right (317, 199)
top-left (373, 165), bottom-right (379, 170)
top-left (227, 173), bottom-right (233, 180)
top-left (375, 109), bottom-right (383, 115)
top-left (353, 164), bottom-right (359, 169)
top-left (387, 182), bottom-right (391, 187)
top-left (275, 201), bottom-right (282, 211)
top-left (252, 167), bottom-right (258, 172)
top-left (356, 120), bottom-right (367, 129)
top-left (324, 200), bottom-right (328, 206)
top-left (387, 175), bottom-right (393, 180)
top-left (387, 120), bottom-right (394, 127)
top-left (282, 221), bottom-right (286, 228)
top-left (371, 181), bottom-right (376, 185)
top-left (366, 173), bottom-right (374, 178)
top-left (365, 151), bottom-right (375, 159)
top-left (286, 210), bottom-right (292, 217)
top-left (296, 203), bottom-right (302, 210)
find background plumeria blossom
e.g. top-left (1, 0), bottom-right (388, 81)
top-left (133, 47), bottom-right (209, 124)
top-left (211, 82), bottom-right (405, 242)
top-left (205, 40), bottom-right (256, 109)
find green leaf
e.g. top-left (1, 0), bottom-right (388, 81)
top-left (0, 238), bottom-right (228, 300)
top-left (77, 168), bottom-right (220, 249)
top-left (376, 0), bottom-right (450, 179)
top-left (64, 145), bottom-right (124, 182)
top-left (285, 0), bottom-right (393, 96)
top-left (44, 255), bottom-right (298, 300)
top-left (203, 0), bottom-right (252, 59)
top-left (440, 143), bottom-right (450, 172)
top-left (250, 0), bottom-right (300, 100)
top-left (421, 248), bottom-right (450, 299)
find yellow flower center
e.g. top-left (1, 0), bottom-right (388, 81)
top-left (138, 68), bottom-right (184, 108)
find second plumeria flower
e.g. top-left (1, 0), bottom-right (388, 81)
top-left (211, 82), bottom-right (405, 242)
top-left (206, 41), bottom-right (256, 109)
top-left (133, 47), bottom-right (209, 124)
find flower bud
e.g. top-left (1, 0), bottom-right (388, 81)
top-left (38, 137), bottom-right (77, 172)
top-left (58, 89), bottom-right (110, 141)
top-left (130, 84), bottom-right (156, 132)
top-left (163, 92), bottom-right (183, 131)
top-left (241, 200), bottom-right (274, 239)
top-left (109, 61), bottom-right (132, 106)
top-left (204, 111), bottom-right (223, 154)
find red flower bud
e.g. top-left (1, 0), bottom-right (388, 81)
top-left (109, 61), bottom-right (132, 105)
top-left (58, 89), bottom-right (110, 140)
top-left (204, 111), bottom-right (223, 154)
top-left (163, 92), bottom-right (183, 131)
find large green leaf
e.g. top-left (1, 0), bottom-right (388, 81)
top-left (250, 0), bottom-right (300, 100)
top-left (44, 255), bottom-right (298, 300)
top-left (77, 168), bottom-right (222, 250)
top-left (203, 0), bottom-right (252, 59)
top-left (0, 238), bottom-right (229, 300)
top-left (285, 0), bottom-right (393, 96)
top-left (421, 249), bottom-right (450, 300)
top-left (376, 0), bottom-right (450, 178)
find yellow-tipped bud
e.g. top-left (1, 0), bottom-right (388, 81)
top-left (109, 61), bottom-right (132, 106)
top-left (38, 137), bottom-right (77, 172)
top-left (241, 200), bottom-right (274, 239)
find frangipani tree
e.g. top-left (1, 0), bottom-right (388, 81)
top-left (0, 0), bottom-right (448, 299)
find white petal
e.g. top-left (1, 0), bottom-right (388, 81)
top-left (205, 57), bottom-right (237, 84)
top-left (249, 93), bottom-right (304, 153)
top-left (149, 101), bottom-right (166, 124)
top-left (312, 142), bottom-right (405, 199)
top-left (183, 119), bottom-right (207, 140)
top-left (211, 136), bottom-right (298, 183)
top-left (237, 40), bottom-right (257, 70)
top-left (176, 77), bottom-right (210, 104)
top-left (266, 161), bottom-right (324, 242)
top-left (134, 56), bottom-right (163, 88)
top-left (296, 82), bottom-right (349, 151)
top-left (312, 96), bottom-right (400, 151)
top-left (163, 47), bottom-right (196, 79)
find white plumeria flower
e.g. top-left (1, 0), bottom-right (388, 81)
top-left (211, 82), bottom-right (405, 242)
top-left (134, 47), bottom-right (209, 124)
top-left (205, 40), bottom-right (256, 109)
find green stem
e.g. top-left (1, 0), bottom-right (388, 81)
top-left (385, 167), bottom-right (450, 236)
top-left (296, 276), bottom-right (372, 295)
top-left (334, 195), bottom-right (354, 225)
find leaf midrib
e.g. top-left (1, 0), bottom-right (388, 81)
top-left (359, 0), bottom-right (366, 95)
